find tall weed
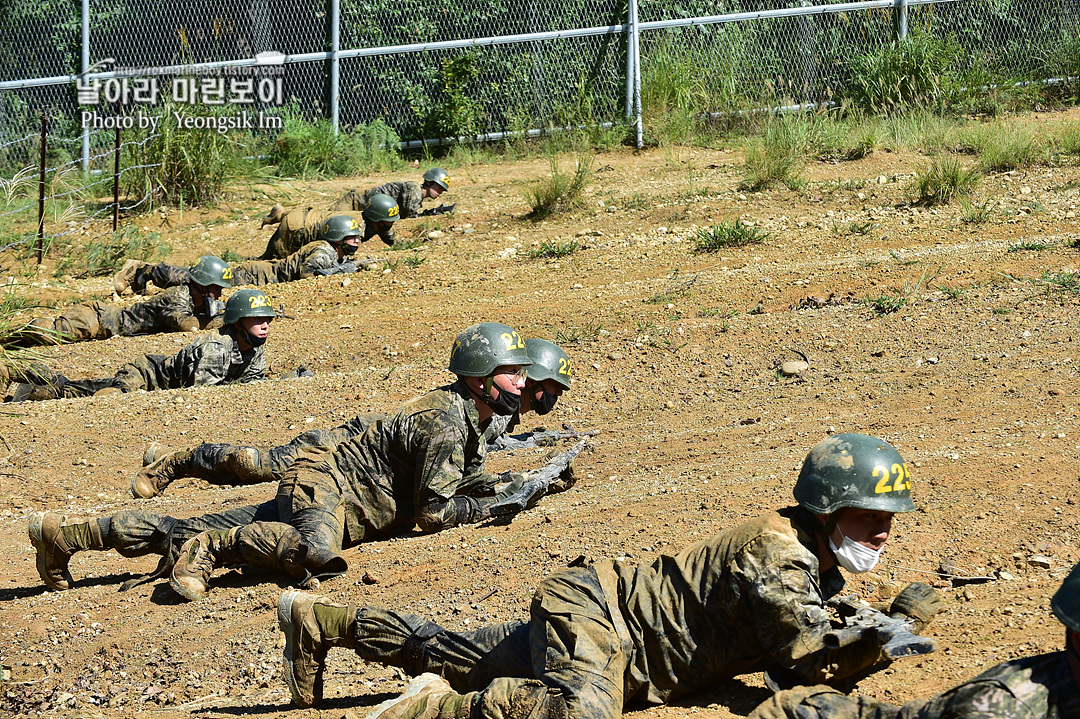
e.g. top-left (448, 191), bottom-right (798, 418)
top-left (270, 108), bottom-right (401, 178)
top-left (844, 33), bottom-right (960, 114)
top-left (741, 113), bottom-right (810, 191)
top-left (909, 156), bottom-right (979, 205)
top-left (525, 155), bottom-right (593, 220)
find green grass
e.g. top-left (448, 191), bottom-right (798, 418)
top-left (1008, 240), bottom-right (1052, 252)
top-left (269, 109), bottom-right (402, 179)
top-left (524, 239), bottom-right (581, 259)
top-left (525, 155), bottom-right (592, 220)
top-left (691, 220), bottom-right (767, 253)
top-left (389, 237), bottom-right (426, 251)
top-left (403, 251), bottom-right (427, 267)
top-left (552, 321), bottom-right (604, 345)
top-left (843, 32), bottom-right (959, 114)
top-left (741, 113), bottom-right (810, 191)
top-left (1036, 271), bottom-right (1080, 294)
top-left (889, 249), bottom-right (919, 267)
top-left (864, 292), bottom-right (909, 314)
top-left (54, 226), bottom-right (170, 278)
top-left (957, 122), bottom-right (1041, 173)
top-left (217, 246), bottom-right (246, 263)
top-left (959, 197), bottom-right (994, 224)
top-left (909, 156), bottom-right (980, 205)
top-left (934, 283), bottom-right (967, 300)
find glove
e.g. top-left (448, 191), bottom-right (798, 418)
top-left (313, 261), bottom-right (358, 277)
top-left (547, 459), bottom-right (577, 494)
top-left (890, 582), bottom-right (944, 632)
top-left (282, 364), bottom-right (315, 380)
top-left (203, 297), bottom-right (226, 318)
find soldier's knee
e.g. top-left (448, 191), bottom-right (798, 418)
top-left (223, 447), bottom-right (273, 484)
top-left (478, 679), bottom-right (568, 719)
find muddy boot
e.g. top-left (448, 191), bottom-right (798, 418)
top-left (5, 381), bottom-right (62, 403)
top-left (169, 527), bottom-right (248, 601)
top-left (278, 589), bottom-right (357, 708)
top-left (28, 513), bottom-right (104, 591)
top-left (367, 674), bottom-right (476, 719)
top-left (131, 450), bottom-right (194, 499)
top-left (113, 259), bottom-right (151, 295)
top-left (261, 203), bottom-right (286, 228)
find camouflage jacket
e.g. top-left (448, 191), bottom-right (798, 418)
top-left (116, 285), bottom-right (210, 334)
top-left (270, 240), bottom-right (342, 281)
top-left (749, 652), bottom-right (1079, 719)
top-left (291, 380), bottom-right (508, 542)
top-left (118, 325), bottom-right (266, 391)
top-left (593, 506), bottom-right (884, 707)
top-left (330, 181), bottom-right (424, 219)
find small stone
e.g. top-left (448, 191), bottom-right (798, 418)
top-left (998, 571), bottom-right (1015, 581)
top-left (780, 360), bottom-right (809, 376)
top-left (341, 277), bottom-right (352, 288)
top-left (665, 303), bottom-right (674, 310)
top-left (664, 401), bottom-right (675, 409)
top-left (1027, 555), bottom-right (1052, 569)
top-left (1020, 186), bottom-right (1032, 195)
top-left (362, 571), bottom-right (380, 585)
top-left (926, 356), bottom-right (939, 364)
top-left (382, 268), bottom-right (392, 275)
top-left (657, 226), bottom-right (669, 234)
top-left (877, 175), bottom-right (888, 184)
top-left (608, 352), bottom-right (624, 360)
top-left (427, 230), bottom-right (444, 240)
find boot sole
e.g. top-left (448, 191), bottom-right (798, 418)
top-left (278, 589), bottom-right (314, 708)
top-left (29, 513), bottom-right (70, 591)
top-left (168, 563), bottom-right (208, 602)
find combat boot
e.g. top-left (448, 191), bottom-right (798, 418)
top-left (113, 259), bottom-right (151, 295)
top-left (28, 513), bottom-right (104, 591)
top-left (367, 674), bottom-right (476, 719)
top-left (142, 441), bottom-right (166, 467)
top-left (261, 203), bottom-right (286, 227)
top-left (4, 382), bottom-right (61, 403)
top-left (131, 449), bottom-right (193, 498)
top-left (278, 589), bottom-right (357, 708)
top-left (169, 527), bottom-right (245, 601)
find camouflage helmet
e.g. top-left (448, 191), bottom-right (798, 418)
top-left (1051, 561), bottom-right (1080, 634)
top-left (188, 255), bottom-right (233, 289)
top-left (223, 289), bottom-right (276, 325)
top-left (794, 433), bottom-right (916, 515)
top-left (524, 338), bottom-right (571, 390)
top-left (319, 214), bottom-right (361, 243)
top-left (363, 194), bottom-right (400, 223)
top-left (422, 167), bottom-right (450, 191)
top-left (448, 323), bottom-right (533, 377)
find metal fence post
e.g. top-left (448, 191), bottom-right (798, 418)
top-left (329, 0), bottom-right (341, 132)
top-left (629, 0), bottom-right (643, 148)
top-left (112, 127), bottom-right (120, 232)
top-left (81, 0), bottom-right (90, 174)
top-left (895, 0), bottom-right (908, 41)
top-left (37, 114), bottom-right (46, 265)
top-left (624, 1), bottom-right (634, 120)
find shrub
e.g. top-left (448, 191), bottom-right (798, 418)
top-left (741, 113), bottom-right (810, 191)
top-left (691, 220), bottom-right (767, 253)
top-left (909, 156), bottom-right (979, 205)
top-left (525, 155), bottom-right (592, 220)
top-left (54, 226), bottom-right (170, 278)
top-left (524, 240), bottom-right (580, 259)
top-left (843, 32), bottom-right (960, 114)
top-left (270, 109), bottom-right (401, 178)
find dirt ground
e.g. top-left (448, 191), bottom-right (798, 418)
top-left (1, 108), bottom-right (1078, 718)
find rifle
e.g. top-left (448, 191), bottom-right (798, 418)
top-left (420, 203), bottom-right (456, 217)
top-left (488, 437), bottom-right (589, 516)
top-left (824, 596), bottom-right (938, 660)
top-left (488, 426), bottom-right (599, 453)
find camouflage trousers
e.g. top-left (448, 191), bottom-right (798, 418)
top-left (352, 566), bottom-right (629, 719)
top-left (327, 190), bottom-right (365, 214)
top-left (260, 207), bottom-right (325, 259)
top-left (130, 262), bottom-right (191, 292)
top-left (45, 303), bottom-right (124, 341)
top-left (186, 416), bottom-right (374, 485)
top-left (749, 686), bottom-right (900, 719)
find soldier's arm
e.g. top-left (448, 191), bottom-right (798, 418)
top-left (186, 343), bottom-right (231, 387)
top-left (401, 182), bottom-right (424, 218)
top-left (155, 292), bottom-right (203, 333)
top-left (240, 348), bottom-right (267, 383)
top-left (409, 412), bottom-right (499, 533)
top-left (743, 539), bottom-right (885, 686)
top-left (299, 246), bottom-right (340, 279)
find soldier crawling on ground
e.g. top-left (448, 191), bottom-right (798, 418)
top-left (750, 559), bottom-right (1080, 719)
top-left (130, 337), bottom-right (577, 499)
top-left (258, 167), bottom-right (452, 258)
top-left (21, 255), bottom-right (232, 344)
top-left (5, 289), bottom-right (275, 403)
top-left (29, 322), bottom-right (580, 605)
top-left (114, 212), bottom-right (380, 296)
top-left (255, 190), bottom-right (403, 261)
top-left (272, 433), bottom-right (945, 718)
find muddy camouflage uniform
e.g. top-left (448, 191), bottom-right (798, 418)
top-left (43, 325), bottom-right (265, 399)
top-left (260, 208), bottom-right (394, 259)
top-left (748, 651), bottom-right (1080, 719)
top-left (80, 381), bottom-right (525, 586)
top-left (344, 506), bottom-right (889, 719)
top-left (42, 286), bottom-right (219, 342)
top-left (328, 181), bottom-right (424, 219)
top-left (137, 241), bottom-right (350, 290)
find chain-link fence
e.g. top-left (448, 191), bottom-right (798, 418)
top-left (2, 0), bottom-right (1080, 168)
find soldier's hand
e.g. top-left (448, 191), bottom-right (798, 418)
top-left (890, 582), bottom-right (944, 632)
top-left (548, 459), bottom-right (577, 494)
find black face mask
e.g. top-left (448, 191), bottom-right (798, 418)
top-left (532, 387), bottom-right (559, 415)
top-left (484, 376), bottom-right (521, 417)
top-left (340, 242), bottom-right (359, 256)
top-left (240, 327), bottom-right (267, 348)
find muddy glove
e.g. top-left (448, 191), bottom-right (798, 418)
top-left (890, 582), bottom-right (944, 633)
top-left (313, 261), bottom-right (358, 277)
top-left (547, 459), bottom-right (576, 494)
top-left (421, 203), bottom-right (456, 217)
top-left (203, 297), bottom-right (226, 318)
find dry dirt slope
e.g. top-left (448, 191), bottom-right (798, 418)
top-left (0, 115), bottom-right (1078, 717)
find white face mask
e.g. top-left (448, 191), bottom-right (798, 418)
top-left (829, 530), bottom-right (882, 574)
